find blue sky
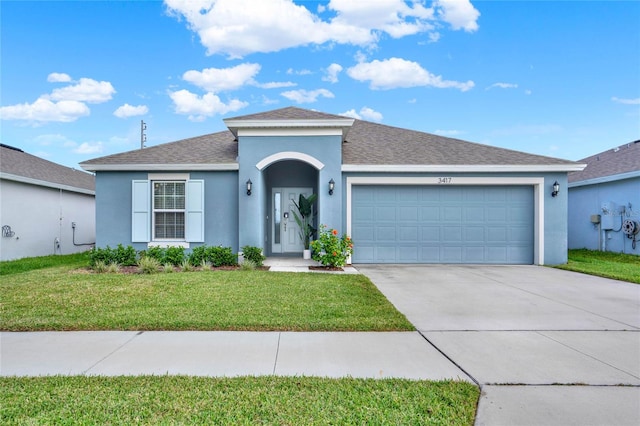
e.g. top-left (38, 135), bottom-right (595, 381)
top-left (1, 0), bottom-right (639, 170)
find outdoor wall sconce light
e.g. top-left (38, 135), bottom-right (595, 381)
top-left (246, 179), bottom-right (252, 196)
top-left (328, 178), bottom-right (335, 195)
top-left (551, 181), bottom-right (560, 197)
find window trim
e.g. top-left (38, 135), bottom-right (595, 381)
top-left (152, 180), bottom-right (186, 241)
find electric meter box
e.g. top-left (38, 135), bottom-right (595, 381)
top-left (601, 202), bottom-right (617, 230)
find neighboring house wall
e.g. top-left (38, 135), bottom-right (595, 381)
top-left (568, 177), bottom-right (640, 254)
top-left (0, 179), bottom-right (95, 261)
top-left (95, 170), bottom-right (239, 251)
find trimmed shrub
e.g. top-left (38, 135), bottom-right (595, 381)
top-left (165, 246), bottom-right (185, 266)
top-left (242, 246), bottom-right (265, 267)
top-left (188, 245), bottom-right (237, 267)
top-left (89, 244), bottom-right (137, 267)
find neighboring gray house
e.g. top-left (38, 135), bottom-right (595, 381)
top-left (81, 107), bottom-right (584, 265)
top-left (0, 144), bottom-right (95, 261)
top-left (568, 141), bottom-right (640, 254)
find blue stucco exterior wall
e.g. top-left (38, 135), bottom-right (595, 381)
top-left (237, 135), bottom-right (343, 251)
top-left (568, 177), bottom-right (640, 255)
top-left (95, 170), bottom-right (239, 252)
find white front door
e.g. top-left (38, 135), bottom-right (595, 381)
top-left (272, 187), bottom-right (312, 253)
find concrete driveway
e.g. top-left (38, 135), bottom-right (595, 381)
top-left (357, 265), bottom-right (640, 426)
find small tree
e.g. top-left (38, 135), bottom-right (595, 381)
top-left (292, 193), bottom-right (318, 249)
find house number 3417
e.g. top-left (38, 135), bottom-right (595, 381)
top-left (438, 177), bottom-right (452, 184)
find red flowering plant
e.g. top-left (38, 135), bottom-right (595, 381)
top-left (310, 224), bottom-right (354, 268)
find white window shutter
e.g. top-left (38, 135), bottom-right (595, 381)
top-left (132, 180), bottom-right (150, 242)
top-left (185, 180), bottom-right (205, 242)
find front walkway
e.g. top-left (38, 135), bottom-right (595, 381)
top-left (264, 257), bottom-right (359, 274)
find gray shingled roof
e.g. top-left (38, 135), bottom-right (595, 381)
top-left (81, 106), bottom-right (580, 169)
top-left (1, 144), bottom-right (95, 192)
top-left (343, 120), bottom-right (574, 166)
top-left (569, 140), bottom-right (640, 183)
top-left (81, 131), bottom-right (237, 166)
top-left (227, 106), bottom-right (348, 121)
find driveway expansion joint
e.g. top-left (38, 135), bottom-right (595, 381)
top-left (417, 330), bottom-right (480, 386)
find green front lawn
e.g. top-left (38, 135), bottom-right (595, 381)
top-left (555, 249), bottom-right (640, 284)
top-left (1, 258), bottom-right (413, 331)
top-left (0, 376), bottom-right (479, 425)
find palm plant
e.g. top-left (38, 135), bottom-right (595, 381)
top-left (292, 193), bottom-right (318, 249)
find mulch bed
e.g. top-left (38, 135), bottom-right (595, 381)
top-left (308, 266), bottom-right (344, 272)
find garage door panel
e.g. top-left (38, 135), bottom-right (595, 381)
top-left (398, 246), bottom-right (419, 261)
top-left (442, 226), bottom-right (462, 242)
top-left (443, 206), bottom-right (462, 221)
top-left (376, 246), bottom-right (397, 261)
top-left (421, 206), bottom-right (440, 220)
top-left (376, 206), bottom-right (396, 221)
top-left (465, 226), bottom-right (485, 242)
top-left (353, 206), bottom-right (374, 221)
top-left (353, 225), bottom-right (375, 242)
top-left (399, 226), bottom-right (419, 241)
top-left (376, 226), bottom-right (396, 242)
top-left (399, 206), bottom-right (418, 221)
top-left (465, 206), bottom-right (485, 221)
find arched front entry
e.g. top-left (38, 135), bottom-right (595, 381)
top-left (264, 160), bottom-right (318, 256)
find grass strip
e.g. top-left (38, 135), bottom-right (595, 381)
top-left (554, 249), bottom-right (640, 284)
top-left (0, 252), bottom-right (90, 276)
top-left (1, 269), bottom-right (414, 331)
top-left (0, 376), bottom-right (479, 425)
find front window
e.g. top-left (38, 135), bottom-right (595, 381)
top-left (153, 181), bottom-right (185, 239)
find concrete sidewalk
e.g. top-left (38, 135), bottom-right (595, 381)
top-left (0, 331), bottom-right (471, 381)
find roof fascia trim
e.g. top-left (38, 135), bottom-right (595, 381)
top-left (342, 164), bottom-right (587, 173)
top-left (0, 172), bottom-right (95, 195)
top-left (568, 170), bottom-right (640, 188)
top-left (224, 118), bottom-right (355, 129)
top-left (80, 163), bottom-right (239, 172)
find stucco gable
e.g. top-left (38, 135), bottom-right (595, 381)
top-left (1, 144), bottom-right (95, 192)
top-left (569, 140), bottom-right (640, 183)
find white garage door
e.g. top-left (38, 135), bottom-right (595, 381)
top-left (351, 185), bottom-right (534, 264)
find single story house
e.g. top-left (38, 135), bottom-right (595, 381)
top-left (81, 107), bottom-right (585, 265)
top-left (568, 140), bottom-right (640, 254)
top-left (0, 144), bottom-right (96, 261)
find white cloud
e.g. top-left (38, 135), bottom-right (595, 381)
top-left (486, 82), bottom-right (518, 90)
top-left (341, 106), bottom-right (383, 122)
top-left (435, 0), bottom-right (480, 32)
top-left (47, 73), bottom-right (72, 83)
top-left (525, 89), bottom-right (532, 95)
top-left (164, 0), bottom-right (478, 58)
top-left (1, 74), bottom-right (114, 124)
top-left (322, 63), bottom-right (343, 83)
top-left (280, 88), bottom-right (334, 103)
top-left (611, 96), bottom-right (640, 105)
top-left (183, 63), bottom-right (261, 92)
top-left (33, 133), bottom-right (75, 146)
top-left (114, 103), bottom-right (149, 118)
top-left (327, 0), bottom-right (435, 39)
top-left (73, 142), bottom-right (103, 155)
top-left (0, 98), bottom-right (90, 123)
top-left (169, 89), bottom-right (248, 121)
top-left (287, 68), bottom-right (313, 76)
top-left (48, 78), bottom-right (115, 103)
top-left (347, 57), bottom-right (474, 91)
top-left (255, 81), bottom-right (297, 89)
